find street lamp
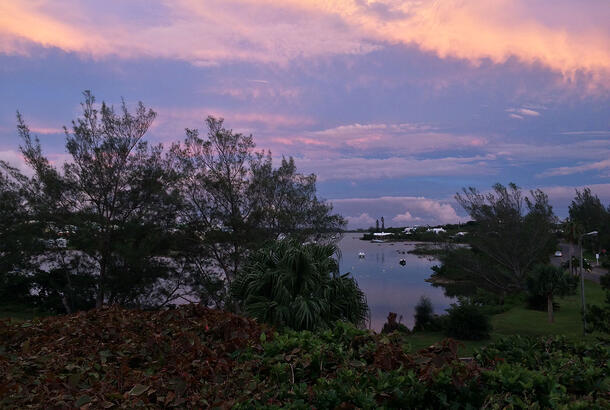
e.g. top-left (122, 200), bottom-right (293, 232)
top-left (579, 230), bottom-right (598, 335)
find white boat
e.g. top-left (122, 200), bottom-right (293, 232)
top-left (358, 251), bottom-right (366, 258)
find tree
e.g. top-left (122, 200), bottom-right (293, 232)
top-left (526, 265), bottom-right (576, 323)
top-left (569, 188), bottom-right (609, 254)
top-left (251, 156), bottom-right (344, 241)
top-left (413, 296), bottom-right (434, 331)
top-left (169, 117), bottom-right (344, 307)
top-left (445, 299), bottom-right (491, 340)
top-left (569, 188), bottom-right (607, 234)
top-left (452, 183), bottom-right (557, 295)
top-left (381, 216), bottom-right (385, 230)
top-left (13, 91), bottom-right (179, 311)
top-left (562, 219), bottom-right (581, 275)
top-left (0, 163), bottom-right (43, 303)
top-left (231, 239), bottom-right (368, 330)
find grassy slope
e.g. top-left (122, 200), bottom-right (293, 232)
top-left (407, 279), bottom-right (605, 356)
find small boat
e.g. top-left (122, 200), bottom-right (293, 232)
top-left (371, 239), bottom-right (384, 243)
top-left (358, 251), bottom-right (365, 258)
top-left (399, 258), bottom-right (406, 266)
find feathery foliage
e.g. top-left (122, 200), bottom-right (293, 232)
top-left (232, 239), bottom-right (368, 330)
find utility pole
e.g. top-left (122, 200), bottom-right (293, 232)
top-left (579, 230), bottom-right (598, 335)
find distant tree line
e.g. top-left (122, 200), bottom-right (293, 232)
top-left (0, 91), bottom-right (345, 314)
top-left (430, 182), bottom-right (609, 322)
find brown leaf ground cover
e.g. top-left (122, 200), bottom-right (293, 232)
top-left (0, 305), bottom-right (267, 408)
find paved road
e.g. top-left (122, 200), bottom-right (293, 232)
top-left (550, 242), bottom-right (607, 284)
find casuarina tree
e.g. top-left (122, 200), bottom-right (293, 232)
top-left (169, 117), bottom-right (344, 307)
top-left (452, 183), bottom-right (557, 295)
top-left (12, 91), bottom-right (179, 311)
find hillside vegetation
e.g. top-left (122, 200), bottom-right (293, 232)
top-left (1, 306), bottom-right (608, 408)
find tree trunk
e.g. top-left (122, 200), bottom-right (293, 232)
top-left (96, 253), bottom-right (106, 308)
top-left (547, 294), bottom-right (554, 323)
top-left (61, 295), bottom-right (72, 314)
top-left (569, 242), bottom-right (574, 275)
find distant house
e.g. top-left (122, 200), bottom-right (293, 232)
top-left (427, 227), bottom-right (446, 234)
top-left (403, 226), bottom-right (420, 234)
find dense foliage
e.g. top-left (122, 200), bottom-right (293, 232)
top-left (569, 188), bottom-right (610, 251)
top-left (526, 264), bottom-right (577, 322)
top-left (232, 240), bottom-right (368, 330)
top-left (1, 306), bottom-right (608, 408)
top-left (413, 295), bottom-right (435, 331)
top-left (444, 299), bottom-right (492, 340)
top-left (0, 92), bottom-right (344, 313)
top-left (450, 183), bottom-right (558, 296)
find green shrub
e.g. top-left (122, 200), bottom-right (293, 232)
top-left (444, 299), bottom-right (491, 340)
top-left (526, 264), bottom-right (577, 322)
top-left (232, 239), bottom-right (369, 331)
top-left (413, 296), bottom-right (434, 331)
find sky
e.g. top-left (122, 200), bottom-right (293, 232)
top-left (1, 0), bottom-right (609, 229)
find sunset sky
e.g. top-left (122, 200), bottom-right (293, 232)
top-left (1, 0), bottom-right (609, 228)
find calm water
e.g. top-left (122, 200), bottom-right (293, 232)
top-left (337, 235), bottom-right (454, 331)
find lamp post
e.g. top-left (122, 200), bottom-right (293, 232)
top-left (579, 230), bottom-right (598, 335)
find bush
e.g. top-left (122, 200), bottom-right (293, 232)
top-left (2, 308), bottom-right (609, 408)
top-left (381, 312), bottom-right (410, 334)
top-left (413, 296), bottom-right (434, 331)
top-left (232, 239), bottom-right (368, 331)
top-left (444, 299), bottom-right (491, 340)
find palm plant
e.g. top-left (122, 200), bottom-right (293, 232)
top-left (231, 239), bottom-right (368, 330)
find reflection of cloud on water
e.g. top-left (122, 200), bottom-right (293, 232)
top-left (338, 236), bottom-right (454, 331)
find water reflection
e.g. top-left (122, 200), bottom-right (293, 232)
top-left (338, 235), bottom-right (454, 331)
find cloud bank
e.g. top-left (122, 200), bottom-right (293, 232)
top-left (2, 0), bottom-right (609, 87)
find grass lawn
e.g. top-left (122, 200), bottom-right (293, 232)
top-left (407, 279), bottom-right (606, 356)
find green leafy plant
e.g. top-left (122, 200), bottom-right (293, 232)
top-left (526, 264), bottom-right (577, 322)
top-left (414, 296), bottom-right (434, 331)
top-left (1, 307), bottom-right (608, 408)
top-left (444, 299), bottom-right (492, 340)
top-left (232, 239), bottom-right (368, 330)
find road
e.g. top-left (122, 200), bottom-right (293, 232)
top-left (550, 242), bottom-right (606, 284)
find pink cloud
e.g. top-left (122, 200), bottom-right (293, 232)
top-left (392, 211), bottom-right (422, 224)
top-left (29, 126), bottom-right (64, 135)
top-left (538, 158), bottom-right (610, 177)
top-left (148, 106), bottom-right (316, 142)
top-left (1, 1), bottom-right (609, 89)
top-left (542, 183), bottom-right (610, 202)
top-left (285, 122), bottom-right (490, 156)
top-left (297, 155), bottom-right (495, 181)
top-left (333, 195), bottom-right (463, 228)
top-left (345, 212), bottom-right (375, 227)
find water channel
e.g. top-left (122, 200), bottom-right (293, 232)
top-left (337, 234), bottom-right (455, 331)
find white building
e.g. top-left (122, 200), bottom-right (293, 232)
top-left (427, 227), bottom-right (446, 234)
